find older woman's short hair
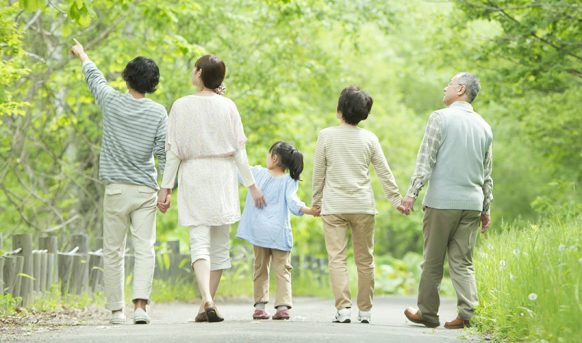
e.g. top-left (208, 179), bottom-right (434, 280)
top-left (337, 86), bottom-right (374, 125)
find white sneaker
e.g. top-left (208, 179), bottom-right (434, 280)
top-left (110, 310), bottom-right (125, 325)
top-left (333, 307), bottom-right (351, 323)
top-left (134, 308), bottom-right (151, 324)
top-left (358, 310), bottom-right (371, 324)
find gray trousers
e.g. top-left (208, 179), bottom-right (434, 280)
top-left (417, 207), bottom-right (481, 324)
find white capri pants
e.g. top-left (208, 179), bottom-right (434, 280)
top-left (189, 225), bottom-right (231, 271)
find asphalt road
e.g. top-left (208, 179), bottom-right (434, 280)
top-left (18, 296), bottom-right (479, 343)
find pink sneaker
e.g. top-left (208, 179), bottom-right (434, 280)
top-left (253, 309), bottom-right (270, 320)
top-left (272, 308), bottom-right (290, 320)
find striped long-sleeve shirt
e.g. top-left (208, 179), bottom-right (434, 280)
top-left (82, 61), bottom-right (167, 190)
top-left (312, 126), bottom-right (402, 215)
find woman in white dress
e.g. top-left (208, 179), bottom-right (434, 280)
top-left (158, 55), bottom-right (265, 322)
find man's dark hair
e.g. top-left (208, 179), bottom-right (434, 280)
top-left (337, 86), bottom-right (373, 125)
top-left (122, 56), bottom-right (160, 94)
top-left (195, 55), bottom-right (226, 89)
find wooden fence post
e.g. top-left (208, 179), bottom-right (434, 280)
top-left (32, 251), bottom-right (41, 292)
top-left (39, 251), bottom-right (48, 292)
top-left (58, 252), bottom-right (74, 295)
top-left (88, 252), bottom-right (104, 293)
top-left (11, 256), bottom-right (24, 299)
top-left (71, 234), bottom-right (89, 294)
top-left (13, 234), bottom-right (33, 306)
top-left (3, 257), bottom-right (16, 295)
top-left (40, 235), bottom-right (58, 290)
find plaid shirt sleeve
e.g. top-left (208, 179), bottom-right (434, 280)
top-left (482, 143), bottom-right (493, 214)
top-left (406, 112), bottom-right (443, 198)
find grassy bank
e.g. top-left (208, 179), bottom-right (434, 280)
top-left (474, 212), bottom-right (581, 342)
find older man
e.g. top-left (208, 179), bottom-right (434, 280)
top-left (402, 72), bottom-right (493, 329)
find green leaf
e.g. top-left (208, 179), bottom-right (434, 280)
top-left (17, 273), bottom-right (36, 280)
top-left (19, 0), bottom-right (44, 11)
top-left (78, 14), bottom-right (91, 27)
top-left (68, 2), bottom-right (80, 20)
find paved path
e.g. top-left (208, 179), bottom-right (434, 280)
top-left (23, 297), bottom-right (478, 343)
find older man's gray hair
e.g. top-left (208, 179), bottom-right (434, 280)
top-left (455, 72), bottom-right (481, 103)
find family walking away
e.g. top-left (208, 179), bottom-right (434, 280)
top-left (71, 39), bottom-right (493, 330)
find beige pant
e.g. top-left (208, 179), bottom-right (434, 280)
top-left (322, 214), bottom-right (375, 311)
top-left (102, 183), bottom-right (157, 311)
top-left (418, 207), bottom-right (481, 324)
top-left (253, 246), bottom-right (293, 309)
top-left (189, 225), bottom-right (231, 271)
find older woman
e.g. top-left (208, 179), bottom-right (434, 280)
top-left (159, 55), bottom-right (264, 322)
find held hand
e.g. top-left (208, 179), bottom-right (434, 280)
top-left (312, 206), bottom-right (321, 217)
top-left (157, 188), bottom-right (172, 213)
top-left (249, 184), bottom-right (266, 209)
top-left (481, 213), bottom-right (490, 233)
top-left (399, 196), bottom-right (416, 215)
top-left (302, 206), bottom-right (321, 217)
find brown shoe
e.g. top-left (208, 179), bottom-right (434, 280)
top-left (204, 301), bottom-right (224, 322)
top-left (194, 311), bottom-right (208, 322)
top-left (444, 317), bottom-right (470, 329)
top-left (404, 307), bottom-right (439, 328)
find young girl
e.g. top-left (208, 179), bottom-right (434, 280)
top-left (237, 141), bottom-right (319, 320)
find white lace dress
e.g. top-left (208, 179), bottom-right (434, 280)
top-left (161, 94), bottom-right (254, 227)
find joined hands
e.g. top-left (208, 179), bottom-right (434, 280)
top-left (157, 188), bottom-right (171, 213)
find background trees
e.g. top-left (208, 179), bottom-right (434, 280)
top-left (1, 0), bottom-right (580, 258)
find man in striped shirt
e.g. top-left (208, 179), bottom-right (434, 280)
top-left (71, 40), bottom-right (168, 325)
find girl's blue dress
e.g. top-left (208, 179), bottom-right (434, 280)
top-left (236, 166), bottom-right (305, 251)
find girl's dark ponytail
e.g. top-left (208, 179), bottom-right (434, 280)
top-left (268, 141), bottom-right (304, 181)
top-left (288, 149), bottom-right (304, 181)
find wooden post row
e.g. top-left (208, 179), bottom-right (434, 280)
top-left (13, 234), bottom-right (33, 306)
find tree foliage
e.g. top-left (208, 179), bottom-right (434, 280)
top-left (1, 0), bottom-right (580, 258)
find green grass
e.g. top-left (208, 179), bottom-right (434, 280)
top-left (0, 284), bottom-right (104, 316)
top-left (473, 212), bottom-right (582, 342)
top-left (0, 293), bottom-right (19, 315)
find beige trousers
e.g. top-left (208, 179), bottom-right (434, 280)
top-left (102, 183), bottom-right (157, 311)
top-left (322, 213), bottom-right (375, 311)
top-left (253, 246), bottom-right (293, 308)
top-left (418, 207), bottom-right (481, 324)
